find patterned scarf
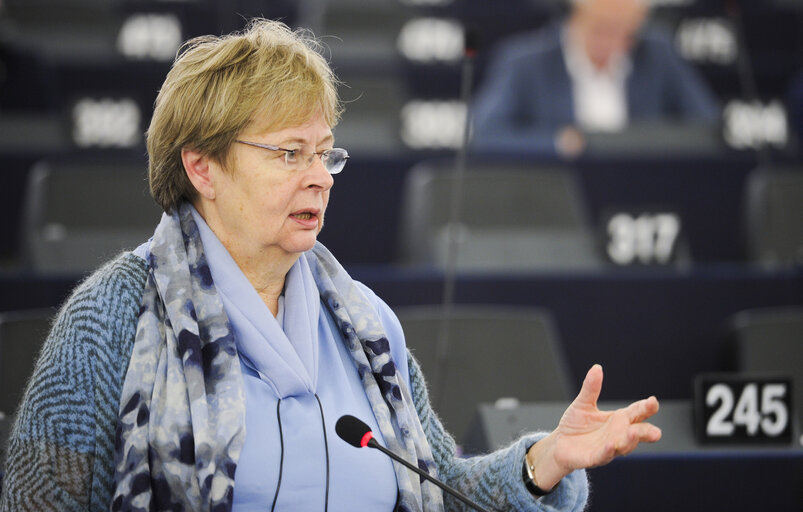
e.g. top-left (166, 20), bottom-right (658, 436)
top-left (111, 202), bottom-right (442, 511)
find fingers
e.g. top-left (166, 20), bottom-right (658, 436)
top-left (625, 395), bottom-right (660, 424)
top-left (575, 364), bottom-right (603, 409)
top-left (599, 397), bottom-right (661, 462)
top-left (615, 423), bottom-right (663, 457)
top-left (629, 422), bottom-right (662, 445)
top-left (601, 424), bottom-right (662, 464)
top-left (587, 421), bottom-right (663, 468)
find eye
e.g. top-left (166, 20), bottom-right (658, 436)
top-left (284, 149), bottom-right (299, 162)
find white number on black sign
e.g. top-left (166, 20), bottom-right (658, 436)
top-left (706, 383), bottom-right (789, 438)
top-left (723, 100), bottom-right (788, 150)
top-left (72, 97), bottom-right (141, 148)
top-left (606, 212), bottom-right (681, 265)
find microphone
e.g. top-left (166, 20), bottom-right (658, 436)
top-left (435, 26), bottom-right (481, 411)
top-left (335, 415), bottom-right (491, 512)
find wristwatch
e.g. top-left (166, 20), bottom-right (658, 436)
top-left (522, 453), bottom-right (558, 497)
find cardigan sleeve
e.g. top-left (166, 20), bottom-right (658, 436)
top-left (0, 254), bottom-right (148, 512)
top-left (407, 352), bottom-right (589, 512)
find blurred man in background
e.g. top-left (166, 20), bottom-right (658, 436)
top-left (471, 0), bottom-right (719, 158)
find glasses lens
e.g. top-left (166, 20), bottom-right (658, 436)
top-left (324, 149), bottom-right (349, 174)
top-left (284, 148), bottom-right (317, 172)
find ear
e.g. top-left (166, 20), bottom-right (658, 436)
top-left (181, 147), bottom-right (216, 200)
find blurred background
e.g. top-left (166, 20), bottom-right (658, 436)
top-left (0, 0), bottom-right (801, 509)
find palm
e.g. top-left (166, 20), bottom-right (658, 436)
top-left (552, 365), bottom-right (661, 472)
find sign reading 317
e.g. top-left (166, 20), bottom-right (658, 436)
top-left (694, 374), bottom-right (793, 445)
top-left (605, 212), bottom-right (682, 266)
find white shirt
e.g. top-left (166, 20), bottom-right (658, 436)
top-left (562, 28), bottom-right (631, 132)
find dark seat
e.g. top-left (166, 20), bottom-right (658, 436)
top-left (398, 161), bottom-right (602, 271)
top-left (0, 308), bottom-right (53, 487)
top-left (0, 309), bottom-right (53, 418)
top-left (333, 71), bottom-right (407, 156)
top-left (321, 0), bottom-right (411, 67)
top-left (744, 167), bottom-right (803, 267)
top-left (395, 304), bottom-right (573, 444)
top-left (20, 157), bottom-right (162, 274)
top-left (728, 306), bottom-right (803, 433)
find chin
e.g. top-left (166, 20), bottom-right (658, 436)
top-left (284, 235), bottom-right (319, 255)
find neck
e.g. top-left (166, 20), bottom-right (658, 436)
top-left (224, 242), bottom-right (298, 317)
top-left (241, 255), bottom-right (294, 317)
top-left (566, 19), bottom-right (609, 73)
top-left (193, 201), bottom-right (298, 317)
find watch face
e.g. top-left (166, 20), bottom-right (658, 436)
top-left (522, 459), bottom-right (552, 497)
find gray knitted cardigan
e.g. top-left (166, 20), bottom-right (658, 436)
top-left (0, 253), bottom-right (588, 511)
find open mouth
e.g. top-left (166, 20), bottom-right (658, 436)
top-left (290, 209), bottom-right (320, 224)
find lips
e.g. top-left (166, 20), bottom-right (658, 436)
top-left (290, 208), bottom-right (321, 227)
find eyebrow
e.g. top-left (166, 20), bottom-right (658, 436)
top-left (280, 134), bottom-right (335, 147)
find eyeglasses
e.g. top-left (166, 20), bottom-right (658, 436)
top-left (234, 140), bottom-right (349, 175)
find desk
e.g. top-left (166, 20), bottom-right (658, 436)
top-left (0, 151), bottom-right (788, 265)
top-left (318, 152), bottom-right (775, 266)
top-left (466, 400), bottom-right (803, 512)
top-left (1, 264), bottom-right (801, 401)
top-left (1, 267), bottom-right (801, 510)
top-left (351, 265), bottom-right (803, 401)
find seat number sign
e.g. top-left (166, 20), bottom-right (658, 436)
top-left (694, 374), bottom-right (793, 444)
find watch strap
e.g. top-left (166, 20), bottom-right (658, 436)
top-left (522, 455), bottom-right (557, 497)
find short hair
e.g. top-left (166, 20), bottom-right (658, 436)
top-left (147, 18), bottom-right (342, 212)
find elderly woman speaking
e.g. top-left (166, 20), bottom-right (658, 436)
top-left (0, 19), bottom-right (660, 512)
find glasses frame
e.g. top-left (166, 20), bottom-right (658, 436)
top-left (234, 139), bottom-right (349, 175)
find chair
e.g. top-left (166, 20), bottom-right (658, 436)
top-left (0, 113), bottom-right (70, 154)
top-left (0, 411), bottom-right (7, 491)
top-left (20, 157), bottom-right (163, 274)
top-left (744, 167), bottom-right (803, 267)
top-left (2, 0), bottom-right (121, 62)
top-left (2, 0), bottom-right (222, 62)
top-left (398, 161), bottom-right (603, 271)
top-left (0, 309), bottom-right (54, 419)
top-left (317, 0), bottom-right (412, 155)
top-left (395, 304), bottom-right (573, 444)
top-left (0, 308), bottom-right (53, 480)
top-left (321, 0), bottom-right (412, 66)
top-left (333, 71), bottom-right (407, 156)
top-left (727, 306), bottom-right (803, 433)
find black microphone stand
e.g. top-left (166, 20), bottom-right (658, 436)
top-left (364, 437), bottom-right (492, 512)
top-left (434, 29), bottom-right (478, 411)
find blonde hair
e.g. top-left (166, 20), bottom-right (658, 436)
top-left (147, 18), bottom-right (342, 212)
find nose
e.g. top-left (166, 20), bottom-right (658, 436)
top-left (304, 154), bottom-right (334, 191)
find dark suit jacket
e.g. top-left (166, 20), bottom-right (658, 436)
top-left (471, 23), bottom-right (720, 155)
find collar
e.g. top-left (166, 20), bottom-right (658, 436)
top-left (561, 24), bottom-right (632, 83)
top-left (190, 205), bottom-right (321, 397)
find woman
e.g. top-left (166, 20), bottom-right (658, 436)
top-left (0, 19), bottom-right (660, 511)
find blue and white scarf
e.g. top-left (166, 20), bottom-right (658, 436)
top-left (111, 202), bottom-right (442, 511)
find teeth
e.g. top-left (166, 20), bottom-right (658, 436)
top-left (295, 212), bottom-right (313, 220)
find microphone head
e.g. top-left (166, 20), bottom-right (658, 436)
top-left (464, 27), bottom-right (480, 57)
top-left (336, 415), bottom-right (373, 448)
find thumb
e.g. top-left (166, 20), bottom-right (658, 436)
top-left (575, 364), bottom-right (603, 409)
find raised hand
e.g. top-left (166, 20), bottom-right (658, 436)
top-left (525, 364), bottom-right (662, 491)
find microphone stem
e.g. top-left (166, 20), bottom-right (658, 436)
top-left (435, 50), bottom-right (475, 411)
top-left (368, 439), bottom-right (491, 512)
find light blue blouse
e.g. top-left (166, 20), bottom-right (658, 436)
top-left (189, 208), bottom-right (410, 512)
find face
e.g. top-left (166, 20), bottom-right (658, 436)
top-left (573, 0), bottom-right (647, 70)
top-left (202, 111), bottom-right (335, 268)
